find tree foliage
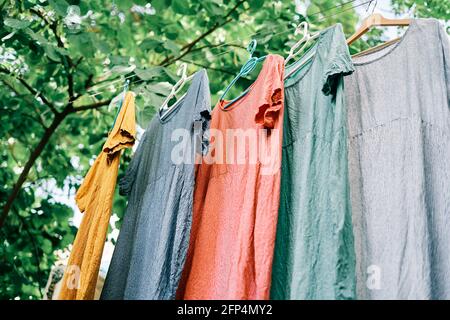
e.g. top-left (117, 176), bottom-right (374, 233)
top-left (0, 0), bottom-right (448, 299)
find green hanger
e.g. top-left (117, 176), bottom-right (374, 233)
top-left (220, 39), bottom-right (267, 109)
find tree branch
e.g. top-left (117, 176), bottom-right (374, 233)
top-left (190, 43), bottom-right (246, 54)
top-left (16, 213), bottom-right (44, 298)
top-left (0, 99), bottom-right (111, 228)
top-left (1, 80), bottom-right (47, 129)
top-left (159, 0), bottom-right (246, 66)
top-left (0, 2), bottom-right (247, 228)
top-left (0, 68), bottom-right (57, 115)
top-left (0, 109), bottom-right (70, 229)
top-left (72, 99), bottom-right (112, 113)
top-left (30, 7), bottom-right (76, 102)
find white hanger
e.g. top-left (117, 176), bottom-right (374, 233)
top-left (160, 63), bottom-right (194, 112)
top-left (284, 22), bottom-right (320, 80)
top-left (285, 22), bottom-right (309, 66)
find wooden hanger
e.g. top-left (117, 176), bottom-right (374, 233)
top-left (352, 37), bottom-right (401, 58)
top-left (347, 13), bottom-right (410, 46)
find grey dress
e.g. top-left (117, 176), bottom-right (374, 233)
top-left (101, 70), bottom-right (211, 300)
top-left (345, 19), bottom-right (450, 299)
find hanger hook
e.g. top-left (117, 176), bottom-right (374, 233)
top-left (247, 39), bottom-right (257, 57)
top-left (294, 21), bottom-right (308, 37)
top-left (177, 63), bottom-right (188, 79)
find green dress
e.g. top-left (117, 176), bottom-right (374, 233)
top-left (271, 24), bottom-right (356, 300)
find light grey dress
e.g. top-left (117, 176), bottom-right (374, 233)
top-left (101, 70), bottom-right (211, 300)
top-left (345, 19), bottom-right (450, 299)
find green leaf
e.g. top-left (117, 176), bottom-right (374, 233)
top-left (41, 239), bottom-right (53, 254)
top-left (248, 0), bottom-right (265, 9)
top-left (152, 0), bottom-right (172, 11)
top-left (92, 35), bottom-right (111, 54)
top-left (172, 0), bottom-right (191, 14)
top-left (4, 18), bottom-right (31, 29)
top-left (43, 45), bottom-right (60, 61)
top-left (109, 65), bottom-right (136, 75)
top-left (163, 40), bottom-right (180, 55)
top-left (139, 39), bottom-right (161, 51)
top-left (117, 25), bottom-right (133, 49)
top-left (134, 67), bottom-right (164, 80)
top-left (202, 2), bottom-right (223, 16)
top-left (67, 33), bottom-right (95, 58)
top-left (145, 82), bottom-right (172, 96)
top-left (48, 0), bottom-right (70, 16)
top-left (26, 29), bottom-right (49, 44)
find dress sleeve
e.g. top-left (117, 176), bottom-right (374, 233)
top-left (193, 69), bottom-right (212, 156)
top-left (322, 24), bottom-right (355, 96)
top-left (75, 157), bottom-right (101, 213)
top-left (255, 55), bottom-right (285, 129)
top-left (102, 92), bottom-right (136, 195)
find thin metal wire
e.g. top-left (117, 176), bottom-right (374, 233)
top-left (87, 0), bottom-right (370, 98)
top-left (308, 0), bottom-right (361, 17)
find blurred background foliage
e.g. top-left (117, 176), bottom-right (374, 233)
top-left (0, 0), bottom-right (449, 299)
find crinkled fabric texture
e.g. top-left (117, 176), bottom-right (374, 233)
top-left (59, 92), bottom-right (136, 300)
top-left (177, 55), bottom-right (285, 300)
top-left (100, 70), bottom-right (211, 300)
top-left (345, 19), bottom-right (450, 300)
top-left (270, 24), bottom-right (357, 300)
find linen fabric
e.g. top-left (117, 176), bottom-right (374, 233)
top-left (59, 92), bottom-right (136, 300)
top-left (101, 70), bottom-right (211, 300)
top-left (345, 19), bottom-right (450, 299)
top-left (271, 24), bottom-right (357, 300)
top-left (178, 54), bottom-right (285, 300)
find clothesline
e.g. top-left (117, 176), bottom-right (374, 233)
top-left (87, 0), bottom-right (375, 98)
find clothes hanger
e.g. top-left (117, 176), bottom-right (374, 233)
top-left (284, 22), bottom-right (320, 80)
top-left (160, 63), bottom-right (194, 112)
top-left (350, 5), bottom-right (416, 58)
top-left (352, 37), bottom-right (400, 58)
top-left (346, 13), bottom-right (411, 46)
top-left (220, 39), bottom-right (267, 109)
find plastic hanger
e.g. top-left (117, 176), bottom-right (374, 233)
top-left (284, 22), bottom-right (320, 80)
top-left (284, 22), bottom-right (317, 65)
top-left (220, 39), bottom-right (267, 109)
top-left (160, 63), bottom-right (194, 113)
top-left (346, 13), bottom-right (410, 46)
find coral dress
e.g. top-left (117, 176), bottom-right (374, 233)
top-left (178, 54), bottom-right (285, 299)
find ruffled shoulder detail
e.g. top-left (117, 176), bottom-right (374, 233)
top-left (321, 24), bottom-right (355, 96)
top-left (255, 88), bottom-right (283, 129)
top-left (322, 57), bottom-right (354, 96)
top-left (194, 109), bottom-right (212, 156)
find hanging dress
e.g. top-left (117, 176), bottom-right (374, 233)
top-left (345, 19), bottom-right (450, 299)
top-left (177, 54), bottom-right (285, 300)
top-left (58, 92), bottom-right (136, 300)
top-left (271, 24), bottom-right (356, 300)
top-left (101, 70), bottom-right (211, 300)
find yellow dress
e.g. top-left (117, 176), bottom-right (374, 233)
top-left (58, 92), bottom-right (136, 300)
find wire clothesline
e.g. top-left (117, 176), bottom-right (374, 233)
top-left (86, 0), bottom-right (375, 98)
